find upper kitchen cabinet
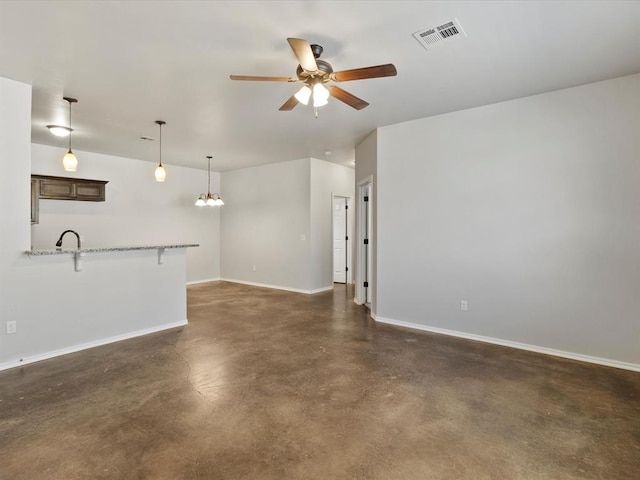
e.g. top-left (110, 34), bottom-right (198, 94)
top-left (31, 175), bottom-right (108, 224)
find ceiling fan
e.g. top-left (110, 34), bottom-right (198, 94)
top-left (230, 38), bottom-right (397, 112)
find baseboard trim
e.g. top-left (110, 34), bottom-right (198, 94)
top-left (0, 319), bottom-right (188, 372)
top-left (187, 277), bottom-right (221, 285)
top-left (310, 286), bottom-right (334, 294)
top-left (220, 278), bottom-right (333, 295)
top-left (375, 316), bottom-right (640, 373)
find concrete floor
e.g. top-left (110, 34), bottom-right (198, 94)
top-left (1, 282), bottom-right (638, 479)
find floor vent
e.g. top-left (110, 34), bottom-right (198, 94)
top-left (413, 18), bottom-right (467, 51)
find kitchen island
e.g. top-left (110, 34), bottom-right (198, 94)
top-left (1, 243), bottom-right (199, 370)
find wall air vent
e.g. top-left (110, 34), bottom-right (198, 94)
top-left (413, 18), bottom-right (467, 51)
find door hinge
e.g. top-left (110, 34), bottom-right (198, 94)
top-left (364, 281), bottom-right (369, 288)
top-left (345, 235), bottom-right (348, 241)
top-left (346, 267), bottom-right (349, 272)
top-left (364, 239), bottom-right (369, 245)
top-left (345, 204), bottom-right (349, 210)
top-left (364, 196), bottom-right (369, 202)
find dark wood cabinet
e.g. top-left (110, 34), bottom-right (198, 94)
top-left (31, 175), bottom-right (108, 224)
top-left (35, 175), bottom-right (107, 201)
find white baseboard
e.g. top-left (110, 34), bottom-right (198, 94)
top-left (187, 277), bottom-right (221, 285)
top-left (310, 286), bottom-right (334, 294)
top-left (375, 316), bottom-right (640, 373)
top-left (220, 278), bottom-right (333, 295)
top-left (0, 319), bottom-right (188, 372)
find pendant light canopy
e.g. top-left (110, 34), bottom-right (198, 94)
top-left (62, 97), bottom-right (78, 172)
top-left (154, 120), bottom-right (166, 182)
top-left (195, 156), bottom-right (224, 207)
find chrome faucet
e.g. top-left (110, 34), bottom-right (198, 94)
top-left (56, 230), bottom-right (81, 249)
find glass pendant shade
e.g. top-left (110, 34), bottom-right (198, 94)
top-left (294, 85), bottom-right (312, 105)
top-left (195, 194), bottom-right (206, 207)
top-left (63, 150), bottom-right (78, 171)
top-left (154, 164), bottom-right (166, 182)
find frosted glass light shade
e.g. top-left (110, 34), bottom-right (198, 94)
top-left (313, 83), bottom-right (329, 107)
top-left (294, 85), bottom-right (312, 105)
top-left (195, 194), bottom-right (206, 206)
top-left (154, 164), bottom-right (166, 182)
top-left (63, 150), bottom-right (78, 171)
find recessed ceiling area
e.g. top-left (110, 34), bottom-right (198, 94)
top-left (0, 1), bottom-right (638, 171)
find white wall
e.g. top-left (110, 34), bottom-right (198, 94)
top-left (354, 130), bottom-right (377, 312)
top-left (220, 158), bottom-right (354, 293)
top-left (309, 158), bottom-right (355, 291)
top-left (220, 159), bottom-right (311, 291)
top-left (31, 144), bottom-right (220, 283)
top-left (376, 73), bottom-right (640, 368)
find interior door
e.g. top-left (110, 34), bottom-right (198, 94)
top-left (333, 196), bottom-right (347, 283)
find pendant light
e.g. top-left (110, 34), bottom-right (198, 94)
top-left (62, 97), bottom-right (78, 171)
top-left (195, 156), bottom-right (224, 207)
top-left (154, 120), bottom-right (166, 182)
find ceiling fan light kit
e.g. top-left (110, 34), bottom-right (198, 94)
top-left (230, 37), bottom-right (397, 115)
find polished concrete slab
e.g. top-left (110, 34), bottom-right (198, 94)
top-left (1, 281), bottom-right (638, 479)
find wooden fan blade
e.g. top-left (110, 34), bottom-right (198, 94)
top-left (279, 95), bottom-right (299, 111)
top-left (230, 75), bottom-right (298, 82)
top-left (331, 64), bottom-right (397, 82)
top-left (287, 38), bottom-right (318, 72)
top-left (329, 86), bottom-right (369, 110)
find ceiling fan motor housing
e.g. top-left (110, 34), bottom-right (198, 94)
top-left (296, 59), bottom-right (333, 83)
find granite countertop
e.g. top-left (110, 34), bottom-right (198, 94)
top-left (26, 244), bottom-right (199, 256)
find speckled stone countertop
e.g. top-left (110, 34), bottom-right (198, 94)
top-left (26, 244), bottom-right (199, 256)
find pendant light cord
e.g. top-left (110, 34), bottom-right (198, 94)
top-left (158, 123), bottom-right (163, 167)
top-left (68, 100), bottom-right (72, 151)
top-left (207, 157), bottom-right (211, 195)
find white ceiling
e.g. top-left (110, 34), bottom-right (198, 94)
top-left (1, 1), bottom-right (639, 172)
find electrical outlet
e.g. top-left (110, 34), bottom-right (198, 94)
top-left (252, 265), bottom-right (257, 271)
top-left (6, 321), bottom-right (17, 335)
top-left (460, 300), bottom-right (468, 311)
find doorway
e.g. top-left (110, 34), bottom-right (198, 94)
top-left (332, 194), bottom-right (352, 284)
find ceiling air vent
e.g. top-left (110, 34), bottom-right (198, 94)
top-left (413, 18), bottom-right (467, 51)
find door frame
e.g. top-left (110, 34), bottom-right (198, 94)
top-left (355, 176), bottom-right (373, 306)
top-left (331, 193), bottom-right (353, 284)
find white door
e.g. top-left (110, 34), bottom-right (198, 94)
top-left (333, 196), bottom-right (347, 283)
